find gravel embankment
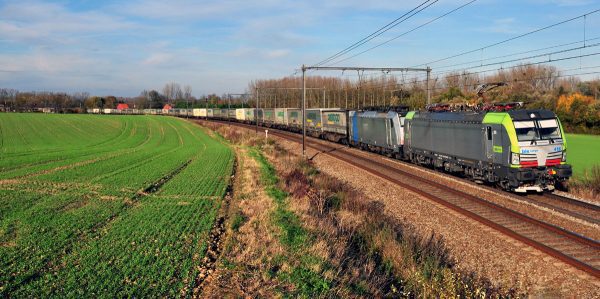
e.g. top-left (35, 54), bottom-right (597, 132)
top-left (271, 136), bottom-right (599, 297)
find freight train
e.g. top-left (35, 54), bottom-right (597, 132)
top-left (90, 106), bottom-right (572, 193)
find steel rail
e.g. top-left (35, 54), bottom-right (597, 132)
top-left (199, 119), bottom-right (600, 278)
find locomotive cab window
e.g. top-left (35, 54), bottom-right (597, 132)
top-left (513, 120), bottom-right (537, 141)
top-left (537, 119), bottom-right (561, 140)
top-left (486, 126), bottom-right (492, 140)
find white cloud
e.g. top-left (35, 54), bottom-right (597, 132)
top-left (0, 1), bottom-right (134, 44)
top-left (529, 0), bottom-right (594, 6)
top-left (266, 49), bottom-right (290, 58)
top-left (0, 51), bottom-right (94, 73)
top-left (477, 17), bottom-right (520, 34)
top-left (142, 53), bottom-right (174, 66)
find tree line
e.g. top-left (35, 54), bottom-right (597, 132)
top-left (0, 82), bottom-right (251, 113)
top-left (249, 64), bottom-right (600, 133)
top-left (2, 66), bottom-right (599, 133)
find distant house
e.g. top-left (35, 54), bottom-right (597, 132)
top-left (162, 104), bottom-right (173, 114)
top-left (116, 103), bottom-right (129, 110)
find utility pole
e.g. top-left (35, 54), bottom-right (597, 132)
top-left (302, 65), bottom-right (307, 157)
top-left (255, 89), bottom-right (259, 133)
top-left (228, 94), bottom-right (231, 124)
top-left (427, 66), bottom-right (432, 105)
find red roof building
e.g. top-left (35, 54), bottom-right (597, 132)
top-left (163, 104), bottom-right (172, 110)
top-left (116, 103), bottom-right (129, 110)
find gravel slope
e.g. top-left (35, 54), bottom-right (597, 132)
top-left (272, 136), bottom-right (600, 297)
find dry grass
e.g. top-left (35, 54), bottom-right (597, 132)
top-left (198, 122), bottom-right (524, 297)
top-left (569, 165), bottom-right (600, 201)
top-left (199, 148), bottom-right (290, 298)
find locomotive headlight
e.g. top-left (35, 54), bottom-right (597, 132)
top-left (562, 151), bottom-right (567, 162)
top-left (511, 152), bottom-right (520, 165)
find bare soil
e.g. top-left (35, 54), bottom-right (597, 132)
top-left (200, 148), bottom-right (290, 297)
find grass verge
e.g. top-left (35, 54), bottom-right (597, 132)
top-left (200, 121), bottom-right (524, 297)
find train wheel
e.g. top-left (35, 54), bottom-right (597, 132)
top-left (555, 180), bottom-right (569, 192)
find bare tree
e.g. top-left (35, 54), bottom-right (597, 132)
top-left (163, 82), bottom-right (183, 102)
top-left (184, 85), bottom-right (192, 100)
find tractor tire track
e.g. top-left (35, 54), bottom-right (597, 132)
top-left (5, 159), bottom-right (193, 295)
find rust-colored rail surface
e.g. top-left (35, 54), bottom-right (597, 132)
top-left (527, 193), bottom-right (600, 225)
top-left (200, 119), bottom-right (600, 279)
top-left (447, 173), bottom-right (600, 226)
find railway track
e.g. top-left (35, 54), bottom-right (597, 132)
top-left (525, 193), bottom-right (600, 225)
top-left (426, 169), bottom-right (600, 226)
top-left (201, 120), bottom-right (600, 279)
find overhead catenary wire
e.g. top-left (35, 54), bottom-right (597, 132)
top-left (325, 0), bottom-right (478, 67)
top-left (360, 44), bottom-right (600, 90)
top-left (311, 0), bottom-right (438, 68)
top-left (424, 69), bottom-right (600, 93)
top-left (412, 9), bottom-right (600, 68)
top-left (426, 42), bottom-right (600, 77)
top-left (342, 55), bottom-right (597, 95)
top-left (291, 5), bottom-right (599, 99)
top-left (430, 36), bottom-right (600, 72)
top-left (402, 50), bottom-right (600, 87)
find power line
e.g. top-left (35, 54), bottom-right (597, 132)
top-left (432, 36), bottom-right (600, 72)
top-left (430, 42), bottom-right (600, 77)
top-left (325, 0), bottom-right (478, 67)
top-left (360, 39), bottom-right (600, 87)
top-left (312, 0), bottom-right (437, 67)
top-left (412, 9), bottom-right (600, 68)
top-left (426, 69), bottom-right (600, 92)
top-left (366, 50), bottom-right (600, 89)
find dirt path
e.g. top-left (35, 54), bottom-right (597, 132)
top-left (197, 148), bottom-right (287, 297)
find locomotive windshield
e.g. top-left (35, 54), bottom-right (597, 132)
top-left (513, 118), bottom-right (562, 141)
top-left (514, 120), bottom-right (537, 141)
top-left (537, 119), bottom-right (562, 140)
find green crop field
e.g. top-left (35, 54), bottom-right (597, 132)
top-left (565, 133), bottom-right (600, 179)
top-left (0, 113), bottom-right (233, 297)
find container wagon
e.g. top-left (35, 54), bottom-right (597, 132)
top-left (321, 109), bottom-right (348, 143)
top-left (274, 108), bottom-right (288, 129)
top-left (262, 109), bottom-right (276, 127)
top-left (193, 108), bottom-right (207, 118)
top-left (286, 108), bottom-right (302, 132)
top-left (305, 109), bottom-right (325, 137)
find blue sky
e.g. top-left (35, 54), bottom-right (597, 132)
top-left (0, 0), bottom-right (598, 97)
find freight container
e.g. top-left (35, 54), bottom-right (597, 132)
top-left (287, 108), bottom-right (301, 129)
top-left (274, 108), bottom-right (287, 126)
top-left (256, 109), bottom-right (264, 123)
top-left (213, 109), bottom-right (222, 118)
top-left (263, 109), bottom-right (275, 125)
top-left (235, 108), bottom-right (255, 121)
top-left (306, 108), bottom-right (325, 131)
top-left (228, 109), bottom-right (236, 119)
top-left (322, 109), bottom-right (347, 135)
top-left (192, 108), bottom-right (207, 117)
top-left (245, 108), bottom-right (255, 121)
